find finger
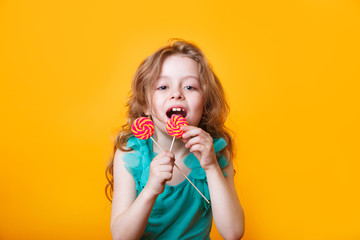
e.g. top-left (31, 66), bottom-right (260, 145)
top-left (157, 150), bottom-right (174, 158)
top-left (189, 144), bottom-right (204, 153)
top-left (154, 151), bottom-right (174, 161)
top-left (181, 127), bottom-right (206, 139)
top-left (180, 125), bottom-right (196, 132)
top-left (158, 156), bottom-right (175, 165)
top-left (187, 134), bottom-right (212, 148)
top-left (181, 138), bottom-right (188, 144)
top-left (159, 165), bottom-right (174, 173)
top-left (184, 135), bottom-right (202, 148)
top-left (163, 172), bottom-right (173, 181)
top-left (181, 125), bottom-right (199, 138)
top-left (163, 150), bottom-right (175, 159)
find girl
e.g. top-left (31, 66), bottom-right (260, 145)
top-left (106, 39), bottom-right (244, 240)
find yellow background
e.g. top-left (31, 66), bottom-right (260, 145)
top-left (1, 0), bottom-right (359, 239)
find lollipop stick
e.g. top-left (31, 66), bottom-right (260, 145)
top-left (173, 163), bottom-right (210, 204)
top-left (169, 136), bottom-right (175, 152)
top-left (150, 137), bottom-right (163, 151)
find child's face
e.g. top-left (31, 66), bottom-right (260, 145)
top-left (147, 55), bottom-right (204, 133)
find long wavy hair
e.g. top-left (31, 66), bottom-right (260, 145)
top-left (105, 39), bottom-right (233, 202)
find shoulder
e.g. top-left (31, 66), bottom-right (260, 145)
top-left (113, 136), bottom-right (140, 169)
top-left (114, 147), bottom-right (133, 165)
top-left (112, 148), bottom-right (137, 193)
top-left (113, 148), bottom-right (135, 182)
top-left (113, 139), bottom-right (148, 191)
top-left (113, 135), bottom-right (141, 180)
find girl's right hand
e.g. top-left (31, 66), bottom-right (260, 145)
top-left (145, 151), bottom-right (175, 196)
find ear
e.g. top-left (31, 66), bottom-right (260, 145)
top-left (144, 105), bottom-right (151, 116)
top-left (144, 95), bottom-right (152, 116)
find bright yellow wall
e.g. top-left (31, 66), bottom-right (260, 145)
top-left (1, 0), bottom-right (359, 239)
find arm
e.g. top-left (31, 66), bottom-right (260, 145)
top-left (110, 149), bottom-right (175, 240)
top-left (205, 153), bottom-right (245, 240)
top-left (182, 126), bottom-right (245, 240)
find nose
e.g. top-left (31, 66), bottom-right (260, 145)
top-left (170, 88), bottom-right (184, 100)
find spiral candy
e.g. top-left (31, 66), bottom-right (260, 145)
top-left (166, 115), bottom-right (188, 138)
top-left (132, 117), bottom-right (155, 139)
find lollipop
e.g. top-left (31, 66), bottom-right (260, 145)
top-left (167, 115), bottom-right (188, 153)
top-left (132, 117), bottom-right (154, 140)
top-left (132, 117), bottom-right (163, 150)
top-left (166, 115), bottom-right (188, 138)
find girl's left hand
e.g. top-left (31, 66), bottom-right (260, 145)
top-left (181, 125), bottom-right (218, 171)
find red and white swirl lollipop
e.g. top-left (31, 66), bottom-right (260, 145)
top-left (132, 117), bottom-right (154, 140)
top-left (132, 117), bottom-right (163, 150)
top-left (167, 115), bottom-right (188, 152)
top-left (167, 115), bottom-right (188, 137)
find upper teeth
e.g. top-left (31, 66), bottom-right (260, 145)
top-left (172, 108), bottom-right (184, 112)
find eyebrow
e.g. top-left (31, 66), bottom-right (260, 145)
top-left (158, 75), bottom-right (199, 81)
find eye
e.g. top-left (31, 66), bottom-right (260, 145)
top-left (157, 86), bottom-right (168, 90)
top-left (184, 86), bottom-right (195, 90)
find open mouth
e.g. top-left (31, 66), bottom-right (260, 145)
top-left (166, 107), bottom-right (187, 119)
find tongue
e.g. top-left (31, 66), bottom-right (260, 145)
top-left (167, 110), bottom-right (186, 118)
top-left (172, 113), bottom-right (184, 117)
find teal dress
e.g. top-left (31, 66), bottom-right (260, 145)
top-left (123, 136), bottom-right (229, 240)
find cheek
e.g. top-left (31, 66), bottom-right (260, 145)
top-left (194, 96), bottom-right (205, 117)
top-left (149, 96), bottom-right (163, 116)
top-left (197, 95), bottom-right (205, 111)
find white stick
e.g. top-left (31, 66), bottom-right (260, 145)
top-left (150, 137), bottom-right (163, 151)
top-left (169, 136), bottom-right (175, 152)
top-left (174, 163), bottom-right (210, 204)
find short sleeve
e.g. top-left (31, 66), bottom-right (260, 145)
top-left (122, 136), bottom-right (153, 192)
top-left (213, 138), bottom-right (229, 177)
